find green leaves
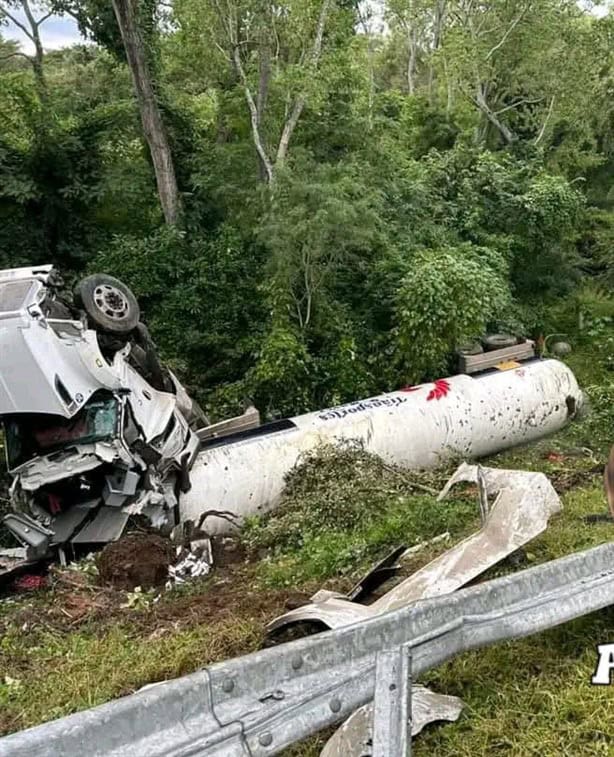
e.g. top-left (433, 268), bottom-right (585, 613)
top-left (0, 0), bottom-right (607, 421)
top-left (395, 244), bottom-right (511, 381)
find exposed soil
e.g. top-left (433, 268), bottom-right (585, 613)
top-left (97, 533), bottom-right (175, 590)
top-left (210, 536), bottom-right (248, 567)
top-left (550, 465), bottom-right (602, 494)
top-left (0, 558), bottom-right (322, 643)
top-left (146, 567), bottom-right (314, 634)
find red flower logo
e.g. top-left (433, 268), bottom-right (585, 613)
top-left (400, 379), bottom-right (451, 400)
top-left (427, 379), bottom-right (451, 401)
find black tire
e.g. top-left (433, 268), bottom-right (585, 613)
top-left (457, 341), bottom-right (483, 356)
top-left (74, 274), bottom-right (140, 334)
top-left (482, 333), bottom-right (518, 352)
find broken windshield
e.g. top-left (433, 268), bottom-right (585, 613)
top-left (4, 396), bottom-right (119, 469)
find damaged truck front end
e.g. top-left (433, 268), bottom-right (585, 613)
top-left (0, 265), bottom-right (202, 577)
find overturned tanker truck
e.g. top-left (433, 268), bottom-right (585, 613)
top-left (0, 265), bottom-right (583, 577)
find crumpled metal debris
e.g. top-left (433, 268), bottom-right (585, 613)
top-left (0, 547), bottom-right (36, 587)
top-left (267, 462), bottom-right (562, 757)
top-left (166, 538), bottom-right (212, 588)
top-left (326, 686), bottom-right (463, 754)
top-left (268, 463), bottom-right (561, 636)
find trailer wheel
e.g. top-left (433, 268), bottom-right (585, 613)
top-left (74, 274), bottom-right (140, 334)
top-left (457, 341), bottom-right (483, 356)
top-left (482, 333), bottom-right (518, 351)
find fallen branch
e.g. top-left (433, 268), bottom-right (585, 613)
top-left (380, 462), bottom-right (440, 496)
top-left (196, 509), bottom-right (240, 532)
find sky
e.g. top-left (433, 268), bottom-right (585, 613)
top-left (1, 8), bottom-right (83, 55)
top-left (1, 1), bottom-right (612, 56)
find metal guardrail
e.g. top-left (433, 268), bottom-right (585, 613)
top-left (3, 543), bottom-right (614, 757)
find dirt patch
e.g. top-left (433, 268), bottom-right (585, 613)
top-left (97, 533), bottom-right (174, 590)
top-left (144, 565), bottom-right (317, 633)
top-left (550, 465), bottom-right (602, 494)
top-left (210, 536), bottom-right (247, 567)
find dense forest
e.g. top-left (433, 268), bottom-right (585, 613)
top-left (0, 0), bottom-right (613, 419)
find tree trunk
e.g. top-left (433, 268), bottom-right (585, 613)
top-left (427, 0), bottom-right (446, 103)
top-left (407, 25), bottom-right (417, 95)
top-left (256, 43), bottom-right (271, 182)
top-left (275, 0), bottom-right (331, 167)
top-left (474, 83), bottom-right (516, 145)
top-left (232, 44), bottom-right (275, 184)
top-left (112, 0), bottom-right (181, 225)
top-left (20, 0), bottom-right (47, 99)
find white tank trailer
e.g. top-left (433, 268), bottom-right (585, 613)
top-left (183, 358), bottom-right (583, 533)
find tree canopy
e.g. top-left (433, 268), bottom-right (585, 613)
top-left (0, 0), bottom-right (612, 417)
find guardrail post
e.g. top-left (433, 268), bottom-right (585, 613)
top-left (372, 644), bottom-right (412, 757)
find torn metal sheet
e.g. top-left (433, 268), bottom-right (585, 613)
top-left (166, 539), bottom-right (212, 587)
top-left (267, 463), bottom-right (562, 635)
top-left (70, 507), bottom-right (130, 544)
top-left (314, 463), bottom-right (562, 757)
top-left (14, 450), bottom-right (106, 491)
top-left (327, 685), bottom-right (463, 755)
top-left (0, 264), bottom-right (205, 564)
top-left (346, 545), bottom-right (407, 602)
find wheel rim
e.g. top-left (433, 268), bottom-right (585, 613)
top-left (93, 284), bottom-right (130, 322)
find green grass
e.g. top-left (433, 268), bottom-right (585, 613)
top-left (0, 603), bottom-right (262, 735)
top-left (251, 492), bottom-right (478, 588)
top-left (414, 489), bottom-right (614, 756)
top-left (281, 340), bottom-right (614, 756)
top-left (282, 482), bottom-right (614, 757)
top-left (2, 335), bottom-right (614, 753)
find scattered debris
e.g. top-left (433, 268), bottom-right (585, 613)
top-left (12, 574), bottom-right (47, 592)
top-left (266, 463), bottom-right (563, 757)
top-left (0, 264), bottom-right (255, 580)
top-left (267, 462), bottom-right (562, 635)
top-left (166, 539), bottom-right (212, 588)
top-left (343, 545), bottom-right (407, 603)
top-left (325, 686), bottom-right (463, 754)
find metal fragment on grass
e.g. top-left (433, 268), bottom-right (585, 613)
top-left (264, 463), bottom-right (562, 756)
top-left (268, 463), bottom-right (561, 635)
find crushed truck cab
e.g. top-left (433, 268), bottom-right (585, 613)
top-left (0, 265), bottom-right (205, 569)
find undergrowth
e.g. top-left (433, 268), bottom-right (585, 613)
top-left (242, 441), bottom-right (476, 586)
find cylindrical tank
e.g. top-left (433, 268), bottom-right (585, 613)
top-left (181, 359), bottom-right (582, 533)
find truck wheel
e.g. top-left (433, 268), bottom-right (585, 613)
top-left (74, 274), bottom-right (140, 334)
top-left (457, 341), bottom-right (483, 356)
top-left (482, 333), bottom-right (518, 351)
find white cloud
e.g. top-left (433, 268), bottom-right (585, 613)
top-left (2, 9), bottom-right (83, 55)
top-left (579, 0), bottom-right (613, 17)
